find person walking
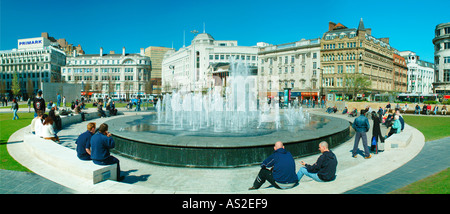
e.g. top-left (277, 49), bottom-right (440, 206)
top-left (352, 109), bottom-right (371, 159)
top-left (371, 111), bottom-right (384, 153)
top-left (57, 93), bottom-right (61, 108)
top-left (33, 90), bottom-right (45, 117)
top-left (296, 141), bottom-right (337, 183)
top-left (249, 141), bottom-right (298, 190)
top-left (11, 98), bottom-right (19, 120)
top-left (27, 97), bottom-right (32, 113)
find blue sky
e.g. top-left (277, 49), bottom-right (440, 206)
top-left (1, 0), bottom-right (449, 62)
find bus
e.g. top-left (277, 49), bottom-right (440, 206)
top-left (396, 93), bottom-right (438, 103)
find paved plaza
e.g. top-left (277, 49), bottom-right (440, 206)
top-left (1, 107), bottom-right (449, 194)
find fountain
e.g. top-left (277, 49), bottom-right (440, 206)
top-left (108, 60), bottom-right (351, 167)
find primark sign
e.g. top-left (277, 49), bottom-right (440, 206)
top-left (18, 37), bottom-right (49, 49)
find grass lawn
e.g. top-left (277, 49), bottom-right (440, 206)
top-left (402, 115), bottom-right (450, 141)
top-left (0, 112), bottom-right (33, 172)
top-left (390, 168), bottom-right (450, 194)
top-left (388, 115), bottom-right (450, 194)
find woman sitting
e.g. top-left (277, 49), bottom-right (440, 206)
top-left (41, 117), bottom-right (60, 143)
top-left (385, 115), bottom-right (401, 139)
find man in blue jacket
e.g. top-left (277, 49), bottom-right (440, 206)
top-left (90, 123), bottom-right (124, 181)
top-left (249, 141), bottom-right (298, 190)
top-left (75, 122), bottom-right (96, 160)
top-left (352, 109), bottom-right (371, 159)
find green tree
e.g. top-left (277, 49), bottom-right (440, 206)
top-left (11, 71), bottom-right (21, 97)
top-left (344, 74), bottom-right (371, 101)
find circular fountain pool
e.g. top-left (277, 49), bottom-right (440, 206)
top-left (108, 113), bottom-right (350, 168)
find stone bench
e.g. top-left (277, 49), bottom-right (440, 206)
top-left (378, 127), bottom-right (413, 151)
top-left (23, 134), bottom-right (117, 184)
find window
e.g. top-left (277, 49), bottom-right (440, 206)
top-left (445, 42), bottom-right (450, 49)
top-left (444, 57), bottom-right (450, 63)
top-left (338, 65), bottom-right (343, 73)
top-left (444, 69), bottom-right (450, 82)
top-left (445, 27), bottom-right (450, 34)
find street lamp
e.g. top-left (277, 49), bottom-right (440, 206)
top-left (191, 30), bottom-right (199, 92)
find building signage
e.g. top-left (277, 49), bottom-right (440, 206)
top-left (19, 39), bottom-right (42, 46)
top-left (18, 37), bottom-right (49, 49)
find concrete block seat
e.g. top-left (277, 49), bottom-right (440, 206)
top-left (23, 133), bottom-right (117, 184)
top-left (379, 125), bottom-right (413, 151)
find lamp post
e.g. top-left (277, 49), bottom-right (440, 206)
top-left (191, 30), bottom-right (199, 92)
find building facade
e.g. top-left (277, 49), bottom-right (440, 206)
top-left (144, 46), bottom-right (171, 95)
top-left (320, 19), bottom-right (396, 101)
top-left (432, 22), bottom-right (450, 97)
top-left (399, 51), bottom-right (435, 94)
top-left (393, 52), bottom-right (408, 93)
top-left (161, 33), bottom-right (259, 93)
top-left (257, 38), bottom-right (321, 101)
top-left (0, 36), bottom-right (66, 99)
top-left (61, 47), bottom-right (151, 100)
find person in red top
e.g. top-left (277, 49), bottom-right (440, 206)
top-left (427, 104), bottom-right (432, 115)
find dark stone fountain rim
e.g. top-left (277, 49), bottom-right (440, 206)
top-left (107, 113), bottom-right (349, 148)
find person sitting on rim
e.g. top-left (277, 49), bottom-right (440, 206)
top-left (296, 141), bottom-right (337, 183)
top-left (249, 141), bottom-right (298, 190)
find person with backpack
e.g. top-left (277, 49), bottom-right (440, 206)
top-left (33, 90), bottom-right (46, 117)
top-left (371, 111), bottom-right (384, 153)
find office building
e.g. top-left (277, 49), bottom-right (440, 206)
top-left (320, 19), bottom-right (396, 101)
top-left (0, 36), bottom-right (66, 99)
top-left (61, 47), bottom-right (151, 100)
top-left (432, 22), bottom-right (450, 97)
top-left (144, 46), bottom-right (171, 94)
top-left (161, 32), bottom-right (259, 93)
top-left (257, 38), bottom-right (321, 101)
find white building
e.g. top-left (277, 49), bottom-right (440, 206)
top-left (161, 33), bottom-right (259, 93)
top-left (433, 22), bottom-right (450, 96)
top-left (399, 51), bottom-right (435, 94)
top-left (257, 38), bottom-right (321, 101)
top-left (61, 47), bottom-right (151, 100)
top-left (0, 36), bottom-right (66, 99)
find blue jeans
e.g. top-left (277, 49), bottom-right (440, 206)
top-left (297, 167), bottom-right (323, 182)
top-left (13, 109), bottom-right (19, 120)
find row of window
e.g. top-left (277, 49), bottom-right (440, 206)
top-left (323, 53), bottom-right (358, 61)
top-left (64, 75), bottom-right (137, 81)
top-left (209, 54), bottom-right (257, 61)
top-left (0, 49), bottom-right (51, 58)
top-left (261, 53), bottom-right (318, 66)
top-left (2, 72), bottom-right (49, 80)
top-left (435, 42), bottom-right (450, 51)
top-left (63, 67), bottom-right (140, 73)
top-left (324, 42), bottom-right (357, 50)
top-left (67, 58), bottom-right (149, 65)
top-left (435, 27), bottom-right (450, 37)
